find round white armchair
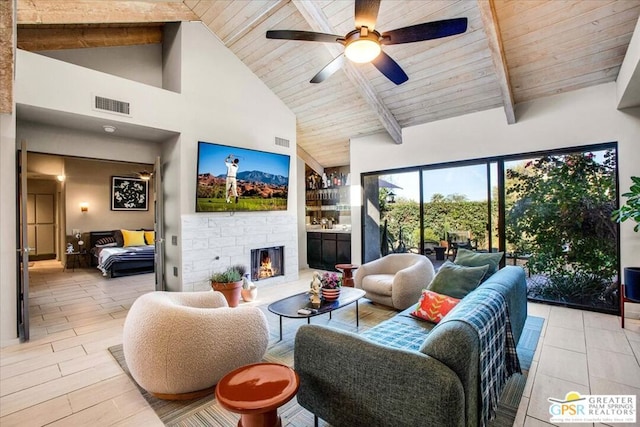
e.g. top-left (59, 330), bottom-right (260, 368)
top-left (123, 291), bottom-right (269, 400)
top-left (354, 253), bottom-right (435, 310)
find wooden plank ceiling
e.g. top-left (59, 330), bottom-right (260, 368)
top-left (13, 0), bottom-right (640, 168)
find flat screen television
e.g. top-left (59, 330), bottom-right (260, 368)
top-left (196, 141), bottom-right (290, 212)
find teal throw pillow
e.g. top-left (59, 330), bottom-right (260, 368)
top-left (454, 248), bottom-right (504, 281)
top-left (427, 261), bottom-right (489, 299)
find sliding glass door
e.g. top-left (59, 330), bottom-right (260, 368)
top-left (361, 143), bottom-right (619, 314)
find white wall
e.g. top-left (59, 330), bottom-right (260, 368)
top-left (350, 83), bottom-right (640, 274)
top-left (174, 23), bottom-right (298, 290)
top-left (160, 135), bottom-right (181, 291)
top-left (37, 45), bottom-right (163, 89)
top-left (16, 50), bottom-right (182, 133)
top-left (18, 121), bottom-right (160, 164)
top-left (0, 112), bottom-right (18, 347)
top-left (176, 23), bottom-right (297, 214)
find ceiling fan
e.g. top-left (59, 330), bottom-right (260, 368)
top-left (266, 0), bottom-right (467, 85)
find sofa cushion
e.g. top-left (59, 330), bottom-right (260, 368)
top-left (361, 318), bottom-right (432, 351)
top-left (428, 261), bottom-right (488, 299)
top-left (454, 248), bottom-right (504, 281)
top-left (411, 290), bottom-right (461, 323)
top-left (361, 274), bottom-right (394, 296)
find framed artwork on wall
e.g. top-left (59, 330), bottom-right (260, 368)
top-left (111, 176), bottom-right (148, 211)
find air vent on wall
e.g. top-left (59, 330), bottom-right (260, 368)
top-left (93, 95), bottom-right (131, 116)
top-left (275, 137), bottom-right (290, 148)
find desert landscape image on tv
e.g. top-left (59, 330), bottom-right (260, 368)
top-left (196, 141), bottom-right (290, 212)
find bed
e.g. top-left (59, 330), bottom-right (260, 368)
top-left (89, 230), bottom-right (155, 278)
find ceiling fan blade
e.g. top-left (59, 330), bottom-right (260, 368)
top-left (310, 55), bottom-right (345, 83)
top-left (354, 0), bottom-right (381, 30)
top-left (266, 30), bottom-right (342, 43)
top-left (371, 51), bottom-right (408, 85)
top-left (380, 18), bottom-right (468, 45)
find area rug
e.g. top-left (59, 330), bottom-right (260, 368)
top-left (108, 303), bottom-right (543, 427)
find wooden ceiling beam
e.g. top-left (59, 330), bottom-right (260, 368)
top-left (477, 0), bottom-right (516, 124)
top-left (222, 0), bottom-right (289, 47)
top-left (17, 0), bottom-right (198, 25)
top-left (297, 145), bottom-right (324, 176)
top-left (0, 0), bottom-right (14, 114)
top-left (291, 0), bottom-right (402, 145)
top-left (17, 25), bottom-right (164, 51)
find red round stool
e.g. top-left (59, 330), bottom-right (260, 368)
top-left (335, 263), bottom-right (359, 287)
top-left (215, 362), bottom-right (299, 427)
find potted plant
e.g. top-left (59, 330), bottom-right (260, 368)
top-left (320, 271), bottom-right (342, 301)
top-left (210, 264), bottom-right (244, 307)
top-left (612, 176), bottom-right (640, 301)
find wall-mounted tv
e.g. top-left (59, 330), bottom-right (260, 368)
top-left (196, 141), bottom-right (290, 212)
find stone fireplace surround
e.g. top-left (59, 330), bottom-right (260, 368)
top-left (181, 213), bottom-right (299, 292)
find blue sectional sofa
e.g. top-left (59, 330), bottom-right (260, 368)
top-left (294, 265), bottom-right (528, 427)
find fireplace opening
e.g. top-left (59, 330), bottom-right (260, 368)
top-left (251, 246), bottom-right (284, 281)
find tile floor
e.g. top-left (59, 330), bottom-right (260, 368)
top-left (0, 260), bottom-right (639, 426)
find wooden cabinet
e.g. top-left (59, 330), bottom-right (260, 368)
top-left (321, 234), bottom-right (337, 268)
top-left (307, 232), bottom-right (322, 269)
top-left (307, 232), bottom-right (351, 271)
top-left (336, 233), bottom-right (351, 265)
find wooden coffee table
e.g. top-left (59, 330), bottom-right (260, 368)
top-left (216, 362), bottom-right (299, 427)
top-left (267, 287), bottom-right (366, 340)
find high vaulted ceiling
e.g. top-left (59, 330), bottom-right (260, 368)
top-left (11, 0), bottom-right (640, 168)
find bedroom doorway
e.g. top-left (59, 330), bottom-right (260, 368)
top-left (26, 152), bottom-right (159, 274)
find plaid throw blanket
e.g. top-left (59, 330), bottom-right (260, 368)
top-left (436, 287), bottom-right (521, 427)
top-left (361, 319), bottom-right (429, 352)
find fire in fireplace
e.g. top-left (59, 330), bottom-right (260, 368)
top-left (250, 246), bottom-right (284, 281)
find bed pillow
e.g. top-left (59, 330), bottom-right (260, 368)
top-left (454, 248), bottom-right (504, 281)
top-left (121, 229), bottom-right (146, 247)
top-left (427, 261), bottom-right (489, 299)
top-left (95, 242), bottom-right (118, 248)
top-left (113, 230), bottom-right (124, 247)
top-left (144, 231), bottom-right (155, 245)
top-left (411, 290), bottom-right (461, 323)
top-left (95, 236), bottom-right (116, 246)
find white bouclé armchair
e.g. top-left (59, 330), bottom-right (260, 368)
top-left (123, 291), bottom-right (269, 400)
top-left (354, 253), bottom-right (435, 309)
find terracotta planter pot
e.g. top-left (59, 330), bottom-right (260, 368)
top-left (241, 286), bottom-right (258, 302)
top-left (211, 280), bottom-right (243, 307)
top-left (321, 288), bottom-right (341, 301)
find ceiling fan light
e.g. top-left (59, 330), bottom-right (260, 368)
top-left (345, 39), bottom-right (381, 63)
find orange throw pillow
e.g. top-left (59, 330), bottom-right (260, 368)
top-left (411, 290), bottom-right (461, 324)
